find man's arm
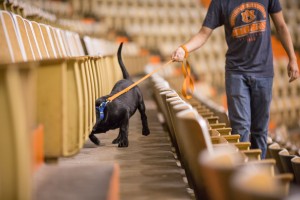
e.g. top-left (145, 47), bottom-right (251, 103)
top-left (172, 26), bottom-right (213, 61)
top-left (271, 11), bottom-right (299, 82)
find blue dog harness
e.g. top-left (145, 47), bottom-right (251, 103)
top-left (96, 101), bottom-right (109, 121)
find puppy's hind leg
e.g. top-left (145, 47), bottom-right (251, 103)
top-left (118, 114), bottom-right (129, 147)
top-left (138, 100), bottom-right (150, 136)
top-left (112, 132), bottom-right (121, 144)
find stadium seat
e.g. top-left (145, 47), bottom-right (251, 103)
top-left (291, 156), bottom-right (300, 184)
top-left (231, 165), bottom-right (287, 200)
top-left (279, 149), bottom-right (296, 176)
top-left (0, 63), bottom-right (34, 200)
top-left (269, 143), bottom-right (285, 173)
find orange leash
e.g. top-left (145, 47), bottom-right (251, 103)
top-left (181, 59), bottom-right (194, 99)
top-left (107, 59), bottom-right (194, 102)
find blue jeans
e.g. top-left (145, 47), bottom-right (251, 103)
top-left (225, 73), bottom-right (273, 159)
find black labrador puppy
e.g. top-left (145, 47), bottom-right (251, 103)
top-left (89, 43), bottom-right (150, 147)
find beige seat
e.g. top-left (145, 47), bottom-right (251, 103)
top-left (167, 97), bottom-right (193, 156)
top-left (291, 156), bottom-right (300, 185)
top-left (174, 108), bottom-right (212, 199)
top-left (30, 25), bottom-right (85, 158)
top-left (193, 93), bottom-right (230, 126)
top-left (160, 90), bottom-right (179, 146)
top-left (199, 146), bottom-right (248, 200)
top-left (0, 63), bottom-right (35, 200)
top-left (12, 14), bottom-right (36, 61)
top-left (269, 143), bottom-right (285, 173)
top-left (231, 165), bottom-right (287, 200)
top-left (9, 13), bottom-right (90, 158)
top-left (30, 21), bottom-right (49, 59)
top-left (279, 149), bottom-right (295, 176)
top-left (0, 10), bottom-right (27, 63)
top-left (175, 107), bottom-right (288, 198)
top-left (266, 137), bottom-right (273, 159)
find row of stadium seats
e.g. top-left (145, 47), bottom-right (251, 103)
top-left (268, 142), bottom-right (300, 184)
top-left (0, 0), bottom-right (108, 37)
top-left (271, 59), bottom-right (300, 127)
top-left (280, 0), bottom-right (300, 50)
top-left (150, 74), bottom-right (296, 200)
top-left (0, 8), bottom-right (135, 199)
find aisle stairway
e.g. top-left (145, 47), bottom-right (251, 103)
top-left (57, 80), bottom-right (193, 200)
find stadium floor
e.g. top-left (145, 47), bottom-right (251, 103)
top-left (58, 80), bottom-right (193, 200)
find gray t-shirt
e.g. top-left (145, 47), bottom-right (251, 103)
top-left (203, 0), bottom-right (282, 77)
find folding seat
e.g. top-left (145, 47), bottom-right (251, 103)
top-left (0, 63), bottom-right (36, 200)
top-left (209, 130), bottom-right (252, 152)
top-left (85, 57), bottom-right (97, 124)
top-left (211, 134), bottom-right (239, 143)
top-left (211, 127), bottom-right (232, 136)
top-left (199, 146), bottom-right (254, 200)
top-left (269, 143), bottom-right (285, 173)
top-left (175, 108), bottom-right (234, 199)
top-left (231, 164), bottom-right (287, 200)
top-left (21, 20), bottom-right (87, 158)
top-left (161, 91), bottom-right (185, 153)
top-left (200, 144), bottom-right (292, 200)
top-left (160, 90), bottom-right (178, 123)
top-left (0, 10), bottom-right (27, 63)
top-left (193, 93), bottom-right (230, 126)
top-left (110, 54), bottom-right (122, 84)
top-left (35, 25), bottom-right (85, 158)
top-left (93, 56), bottom-right (103, 97)
top-left (99, 56), bottom-right (111, 95)
top-left (209, 123), bottom-right (227, 129)
top-left (39, 24), bottom-right (57, 58)
top-left (12, 14), bottom-right (35, 61)
top-left (30, 21), bottom-right (50, 59)
top-left (174, 108), bottom-right (213, 185)
top-left (0, 63), bottom-right (120, 200)
top-left (89, 57), bottom-right (100, 100)
top-left (291, 156), bottom-right (300, 184)
top-left (152, 85), bottom-right (172, 115)
top-left (279, 149), bottom-right (296, 182)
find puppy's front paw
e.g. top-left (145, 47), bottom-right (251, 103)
top-left (118, 139), bottom-right (128, 148)
top-left (142, 128), bottom-right (150, 136)
top-left (112, 138), bottom-right (120, 144)
top-left (89, 134), bottom-right (100, 146)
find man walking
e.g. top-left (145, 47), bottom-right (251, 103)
top-left (172, 0), bottom-right (299, 158)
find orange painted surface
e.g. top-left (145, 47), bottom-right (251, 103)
top-left (107, 164), bottom-right (120, 200)
top-left (268, 119), bottom-right (277, 132)
top-left (32, 124), bottom-right (44, 171)
top-left (201, 0), bottom-right (211, 8)
top-left (272, 35), bottom-right (287, 58)
top-left (272, 35), bottom-right (300, 69)
top-left (149, 55), bottom-right (161, 64)
top-left (81, 18), bottom-right (95, 24)
top-left (221, 93), bottom-right (228, 110)
top-left (139, 48), bottom-right (149, 56)
top-left (116, 36), bottom-right (128, 43)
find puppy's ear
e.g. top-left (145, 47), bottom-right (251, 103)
top-left (95, 99), bottom-right (102, 106)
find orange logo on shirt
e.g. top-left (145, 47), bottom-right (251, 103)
top-left (230, 2), bottom-right (267, 38)
top-left (241, 10), bottom-right (256, 23)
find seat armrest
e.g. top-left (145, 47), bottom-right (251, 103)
top-left (241, 149), bottom-right (262, 161)
top-left (233, 142), bottom-right (251, 150)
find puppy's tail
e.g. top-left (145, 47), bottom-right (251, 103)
top-left (118, 42), bottom-right (130, 80)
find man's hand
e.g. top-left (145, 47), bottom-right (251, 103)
top-left (171, 47), bottom-right (185, 62)
top-left (287, 59), bottom-right (299, 82)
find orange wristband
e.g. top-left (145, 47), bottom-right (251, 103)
top-left (180, 45), bottom-right (189, 58)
